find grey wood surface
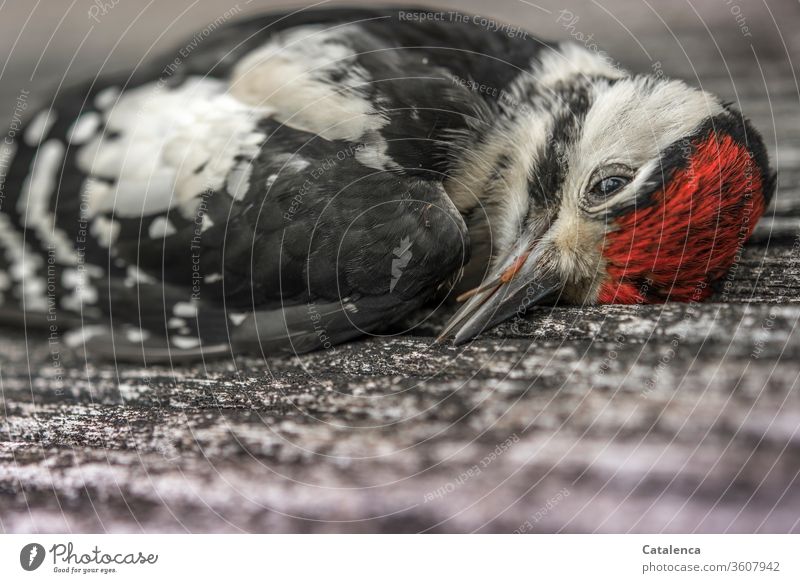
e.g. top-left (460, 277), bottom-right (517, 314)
top-left (1, 0), bottom-right (799, 533)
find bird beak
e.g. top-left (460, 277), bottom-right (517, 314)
top-left (437, 237), bottom-right (563, 345)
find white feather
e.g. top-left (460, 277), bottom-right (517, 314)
top-left (77, 77), bottom-right (270, 219)
top-left (230, 26), bottom-right (388, 142)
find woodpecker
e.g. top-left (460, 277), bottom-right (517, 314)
top-left (0, 7), bottom-right (775, 361)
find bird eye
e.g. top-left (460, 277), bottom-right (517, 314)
top-left (581, 164), bottom-right (635, 211)
top-left (581, 165), bottom-right (633, 210)
top-left (590, 176), bottom-right (630, 199)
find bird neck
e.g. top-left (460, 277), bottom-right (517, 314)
top-left (445, 103), bottom-right (542, 237)
top-left (442, 105), bottom-right (542, 292)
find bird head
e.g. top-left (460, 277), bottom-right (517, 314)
top-left (441, 46), bottom-right (775, 344)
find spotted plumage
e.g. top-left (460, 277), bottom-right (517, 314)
top-left (0, 7), bottom-right (775, 361)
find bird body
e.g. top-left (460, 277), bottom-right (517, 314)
top-left (0, 7), bottom-right (774, 361)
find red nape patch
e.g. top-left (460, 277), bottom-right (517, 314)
top-left (598, 133), bottom-right (766, 304)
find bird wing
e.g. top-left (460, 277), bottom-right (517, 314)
top-left (1, 9), bottom-right (517, 359)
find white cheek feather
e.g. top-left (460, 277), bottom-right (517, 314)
top-left (570, 78), bottom-right (723, 195)
top-left (229, 26), bottom-right (388, 142)
top-left (551, 77), bottom-right (725, 301)
top-left (555, 77), bottom-right (725, 230)
top-left (545, 197), bottom-right (606, 285)
top-left (76, 77), bottom-right (269, 219)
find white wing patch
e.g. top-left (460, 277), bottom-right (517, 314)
top-left (171, 335), bottom-right (200, 349)
top-left (0, 142), bottom-right (49, 310)
top-left (225, 160), bottom-right (253, 201)
top-left (200, 214), bottom-right (214, 232)
top-left (229, 312), bottom-right (247, 325)
top-left (283, 156), bottom-right (310, 172)
top-left (354, 135), bottom-right (399, 171)
top-left (94, 86), bottom-right (120, 110)
top-left (125, 327), bottom-right (150, 342)
top-left (0, 213), bottom-right (48, 311)
top-left (90, 216), bottom-right (121, 248)
top-left (18, 140), bottom-right (64, 224)
top-left (24, 111), bottom-right (57, 147)
top-left (173, 300), bottom-right (198, 318)
top-left (17, 139), bottom-right (81, 265)
top-left (124, 264), bottom-right (157, 288)
top-left (81, 178), bottom-right (114, 216)
top-left (60, 266), bottom-right (100, 312)
top-left (230, 26), bottom-right (388, 142)
top-left (67, 112), bottom-right (102, 145)
top-left (76, 77), bottom-right (270, 219)
top-left (148, 216), bottom-right (177, 238)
